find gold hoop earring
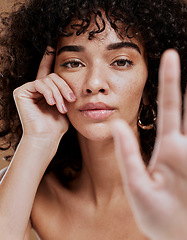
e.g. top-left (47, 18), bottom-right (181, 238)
top-left (138, 104), bottom-right (157, 130)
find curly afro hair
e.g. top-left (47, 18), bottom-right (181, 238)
top-left (0, 0), bottom-right (186, 181)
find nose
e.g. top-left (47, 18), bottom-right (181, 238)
top-left (83, 66), bottom-right (109, 96)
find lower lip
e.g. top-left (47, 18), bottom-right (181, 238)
top-left (80, 109), bottom-right (114, 120)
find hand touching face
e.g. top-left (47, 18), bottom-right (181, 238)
top-left (13, 47), bottom-right (76, 144)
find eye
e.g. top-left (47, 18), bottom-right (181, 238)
top-left (61, 60), bottom-right (85, 68)
top-left (111, 59), bottom-right (133, 68)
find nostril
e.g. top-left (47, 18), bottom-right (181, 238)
top-left (86, 89), bottom-right (92, 93)
top-left (85, 88), bottom-right (106, 94)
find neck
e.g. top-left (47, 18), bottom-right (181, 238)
top-left (76, 134), bottom-right (124, 204)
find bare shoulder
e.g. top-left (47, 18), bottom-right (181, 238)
top-left (0, 167), bottom-right (8, 181)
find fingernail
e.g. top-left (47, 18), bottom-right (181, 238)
top-left (69, 92), bottom-right (77, 101)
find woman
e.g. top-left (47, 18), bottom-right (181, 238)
top-left (0, 0), bottom-right (186, 239)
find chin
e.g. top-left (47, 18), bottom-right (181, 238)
top-left (74, 121), bottom-right (113, 142)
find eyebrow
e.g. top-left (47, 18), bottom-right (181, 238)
top-left (107, 42), bottom-right (141, 54)
top-left (57, 41), bottom-right (141, 56)
top-left (57, 45), bottom-right (84, 55)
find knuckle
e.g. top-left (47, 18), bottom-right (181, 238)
top-left (34, 79), bottom-right (41, 86)
top-left (34, 79), bottom-right (52, 96)
top-left (13, 86), bottom-right (22, 99)
top-left (13, 88), bottom-right (19, 97)
top-left (44, 88), bottom-right (52, 96)
top-left (41, 74), bottom-right (56, 83)
top-left (43, 77), bottom-right (51, 84)
top-left (55, 94), bottom-right (63, 103)
top-left (49, 73), bottom-right (57, 79)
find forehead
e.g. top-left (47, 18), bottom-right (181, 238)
top-left (57, 18), bottom-right (144, 54)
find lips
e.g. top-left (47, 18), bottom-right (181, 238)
top-left (79, 102), bottom-right (115, 120)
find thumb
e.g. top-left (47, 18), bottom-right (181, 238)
top-left (111, 119), bottom-right (150, 192)
top-left (36, 46), bottom-right (55, 79)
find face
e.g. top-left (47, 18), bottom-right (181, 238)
top-left (54, 20), bottom-right (148, 141)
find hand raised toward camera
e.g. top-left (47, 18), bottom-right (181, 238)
top-left (112, 50), bottom-right (187, 240)
top-left (13, 47), bottom-right (76, 142)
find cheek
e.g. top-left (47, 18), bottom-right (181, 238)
top-left (114, 67), bottom-right (148, 118)
top-left (129, 65), bottom-right (148, 98)
top-left (113, 71), bottom-right (147, 100)
top-left (68, 77), bottom-right (83, 94)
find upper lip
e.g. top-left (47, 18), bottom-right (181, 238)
top-left (79, 102), bottom-right (114, 111)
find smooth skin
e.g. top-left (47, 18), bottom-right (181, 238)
top-left (54, 24), bottom-right (147, 142)
top-left (0, 21), bottom-right (186, 240)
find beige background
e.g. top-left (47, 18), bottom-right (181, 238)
top-left (0, 1), bottom-right (38, 239)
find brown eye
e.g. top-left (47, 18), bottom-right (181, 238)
top-left (70, 62), bottom-right (81, 68)
top-left (117, 60), bottom-right (127, 66)
top-left (111, 59), bottom-right (133, 68)
top-left (61, 60), bottom-right (85, 68)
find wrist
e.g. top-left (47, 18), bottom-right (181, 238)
top-left (19, 134), bottom-right (61, 160)
top-left (22, 132), bottom-right (61, 147)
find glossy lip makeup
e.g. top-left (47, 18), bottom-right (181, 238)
top-left (79, 102), bottom-right (115, 120)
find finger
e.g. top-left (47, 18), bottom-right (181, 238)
top-left (48, 74), bottom-right (76, 102)
top-left (158, 49), bottom-right (181, 136)
top-left (42, 77), bottom-right (68, 113)
top-left (36, 46), bottom-right (55, 79)
top-left (34, 80), bottom-right (67, 113)
top-left (33, 80), bottom-right (55, 106)
top-left (111, 119), bottom-right (150, 193)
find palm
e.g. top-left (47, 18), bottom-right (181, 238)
top-left (140, 134), bottom-right (187, 238)
top-left (112, 50), bottom-right (187, 240)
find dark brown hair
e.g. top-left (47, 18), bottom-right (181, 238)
top-left (0, 0), bottom-right (186, 181)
